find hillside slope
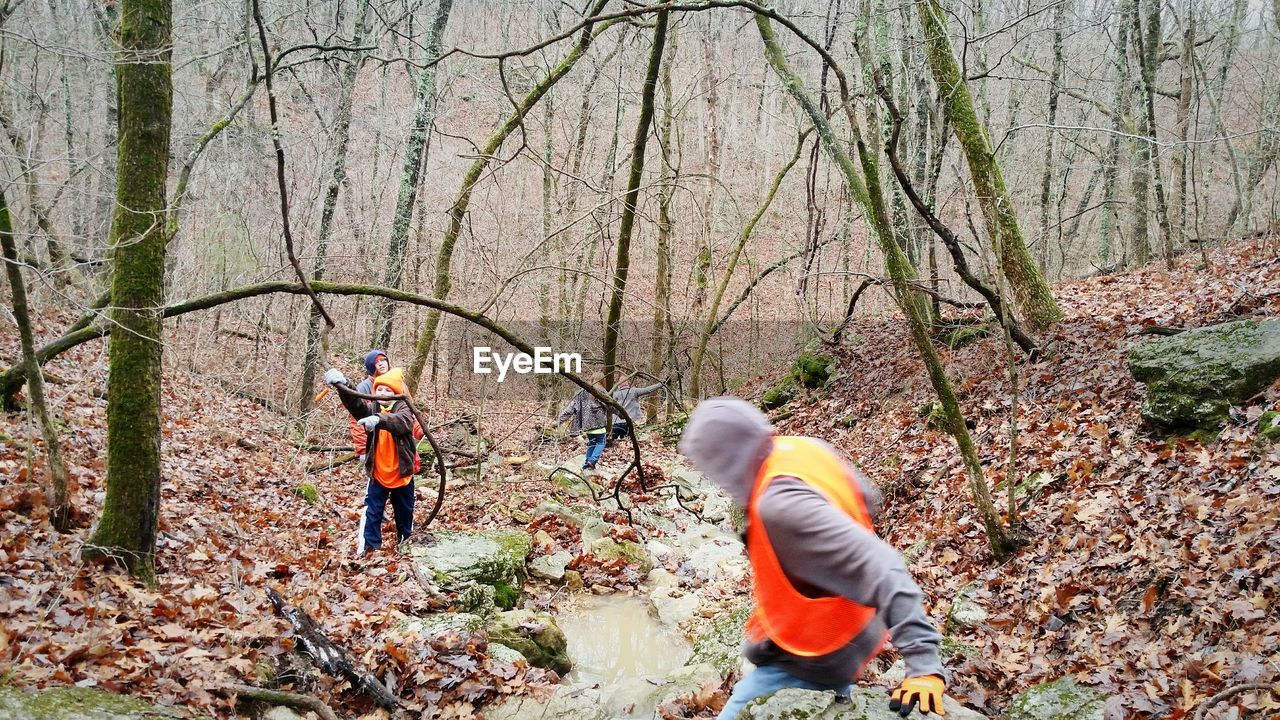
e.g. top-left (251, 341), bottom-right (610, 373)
top-left (769, 238), bottom-right (1280, 717)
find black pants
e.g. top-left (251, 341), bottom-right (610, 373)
top-left (360, 478), bottom-right (414, 552)
top-left (610, 421), bottom-right (631, 441)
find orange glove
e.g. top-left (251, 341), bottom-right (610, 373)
top-left (889, 675), bottom-right (946, 716)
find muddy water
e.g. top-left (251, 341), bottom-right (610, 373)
top-left (556, 593), bottom-right (691, 686)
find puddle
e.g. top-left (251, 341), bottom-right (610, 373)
top-left (556, 593), bottom-right (691, 686)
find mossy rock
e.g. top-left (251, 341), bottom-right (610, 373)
top-left (760, 381), bottom-right (796, 411)
top-left (551, 470), bottom-right (602, 499)
top-left (1006, 678), bottom-right (1106, 720)
top-left (486, 609), bottom-right (572, 675)
top-left (940, 323), bottom-right (991, 350)
top-left (688, 600), bottom-right (751, 677)
top-left (0, 687), bottom-right (189, 719)
top-left (586, 537), bottom-right (652, 573)
top-left (292, 483), bottom-right (319, 504)
top-left (1258, 410), bottom-right (1280, 443)
top-left (656, 412), bottom-right (690, 444)
top-left (794, 353), bottom-right (834, 389)
top-left (738, 687), bottom-right (987, 720)
top-left (405, 529), bottom-right (531, 604)
top-left (917, 401), bottom-right (945, 430)
top-left (1129, 319), bottom-right (1280, 430)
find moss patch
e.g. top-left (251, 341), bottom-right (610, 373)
top-left (0, 686), bottom-right (188, 719)
top-left (486, 610), bottom-right (572, 675)
top-left (292, 483), bottom-right (319, 504)
top-left (1006, 678), bottom-right (1106, 720)
top-left (1258, 410), bottom-right (1280, 443)
top-left (689, 600), bottom-right (751, 677)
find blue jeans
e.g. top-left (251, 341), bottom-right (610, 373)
top-left (360, 478), bottom-right (414, 553)
top-left (584, 431), bottom-right (607, 466)
top-left (717, 665), bottom-right (851, 720)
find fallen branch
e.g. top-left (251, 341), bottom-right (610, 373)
top-left (1139, 325), bottom-right (1189, 336)
top-left (224, 684), bottom-right (341, 720)
top-left (305, 453), bottom-right (357, 473)
top-left (1193, 683), bottom-right (1277, 720)
top-left (266, 587), bottom-right (396, 709)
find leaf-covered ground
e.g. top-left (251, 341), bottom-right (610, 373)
top-left (771, 238), bottom-right (1280, 718)
top-left (1, 238), bottom-right (1278, 719)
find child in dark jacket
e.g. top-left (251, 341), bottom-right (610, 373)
top-left (325, 366), bottom-right (419, 554)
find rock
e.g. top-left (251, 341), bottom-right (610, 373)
top-left (487, 642), bottom-right (528, 665)
top-left (646, 541), bottom-right (676, 561)
top-left (529, 551), bottom-right (572, 581)
top-left (947, 589), bottom-right (988, 631)
top-left (793, 352), bottom-right (834, 389)
top-left (0, 687), bottom-right (188, 719)
top-left (647, 567), bottom-right (680, 589)
top-left (564, 570), bottom-right (584, 590)
top-left (405, 529), bottom-right (531, 608)
top-left (482, 686), bottom-right (606, 720)
top-left (688, 600), bottom-right (751, 677)
top-left (1006, 678), bottom-right (1106, 720)
top-left (505, 455), bottom-right (530, 466)
top-left (587, 537), bottom-right (653, 573)
top-left (737, 687), bottom-right (986, 720)
top-left (1259, 410), bottom-right (1280, 443)
top-left (650, 587), bottom-right (700, 627)
top-left (581, 517), bottom-right (609, 545)
top-left (292, 483), bottom-right (319, 504)
top-left (552, 469), bottom-right (602, 499)
top-left (877, 660), bottom-right (906, 686)
top-left (456, 583), bottom-right (497, 618)
top-left (1129, 319), bottom-right (1280, 429)
top-left (532, 500), bottom-right (596, 529)
top-left (941, 323), bottom-right (990, 350)
top-left (760, 381), bottom-right (796, 411)
top-left (532, 529), bottom-right (555, 548)
top-left (601, 662), bottom-right (723, 718)
top-left (486, 609), bottom-right (573, 675)
top-left (683, 535), bottom-right (748, 583)
top-left (400, 611), bottom-right (485, 638)
top-left (262, 708), bottom-right (303, 720)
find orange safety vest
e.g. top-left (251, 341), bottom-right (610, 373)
top-left (745, 436), bottom-right (878, 657)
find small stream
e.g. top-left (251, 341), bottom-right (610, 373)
top-left (556, 593), bottom-right (692, 686)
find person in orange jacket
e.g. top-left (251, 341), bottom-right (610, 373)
top-left (325, 365), bottom-right (420, 554)
top-left (349, 350), bottom-right (391, 461)
top-left (679, 397), bottom-right (948, 719)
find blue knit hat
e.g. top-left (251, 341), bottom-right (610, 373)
top-left (364, 349), bottom-right (388, 376)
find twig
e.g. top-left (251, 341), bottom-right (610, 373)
top-left (224, 684), bottom-right (341, 720)
top-left (1193, 683), bottom-right (1277, 720)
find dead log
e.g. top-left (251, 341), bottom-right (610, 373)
top-left (224, 684), bottom-right (341, 720)
top-left (266, 587), bottom-right (397, 709)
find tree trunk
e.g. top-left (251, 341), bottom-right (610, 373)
top-left (602, 5), bottom-right (669, 387)
top-left (299, 0), bottom-right (373, 415)
top-left (369, 0), bottom-right (454, 350)
top-left (917, 0), bottom-right (1061, 330)
top-left (1097, 0), bottom-right (1134, 266)
top-left (1035, 1), bottom-right (1067, 273)
top-left (406, 0), bottom-right (613, 392)
top-left (1, 190), bottom-right (72, 531)
top-left (81, 0), bottom-right (173, 584)
top-left (690, 130), bottom-right (807, 400)
top-left (648, 30), bottom-right (677, 422)
top-left (758, 13), bottom-right (1015, 558)
top-left (1134, 0), bottom-right (1174, 268)
top-left (1170, 19), bottom-right (1194, 250)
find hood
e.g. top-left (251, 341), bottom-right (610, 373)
top-left (371, 367), bottom-right (408, 397)
top-left (364, 349), bottom-right (388, 376)
top-left (678, 397), bottom-right (775, 507)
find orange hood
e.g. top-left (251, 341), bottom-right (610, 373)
top-left (372, 367), bottom-right (408, 398)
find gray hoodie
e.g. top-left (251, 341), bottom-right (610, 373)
top-left (678, 397), bottom-right (945, 684)
top-left (611, 382), bottom-right (665, 424)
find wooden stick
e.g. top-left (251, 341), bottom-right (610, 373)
top-left (224, 684), bottom-right (342, 720)
top-left (1193, 683), bottom-right (1277, 720)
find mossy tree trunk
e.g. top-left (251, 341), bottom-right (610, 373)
top-left (1097, 0), bottom-right (1134, 266)
top-left (648, 30), bottom-right (677, 422)
top-left (81, 0), bottom-right (173, 584)
top-left (406, 0), bottom-right (613, 392)
top-left (1134, 0), bottom-right (1174, 268)
top-left (299, 0), bottom-right (373, 415)
top-left (602, 4), bottom-right (669, 388)
top-left (916, 0), bottom-right (1062, 331)
top-left (1, 190), bottom-right (72, 531)
top-left (1035, 1), bottom-right (1066, 273)
top-left (690, 129), bottom-right (807, 400)
top-left (757, 13), bottom-right (1016, 558)
top-left (369, 0), bottom-right (454, 350)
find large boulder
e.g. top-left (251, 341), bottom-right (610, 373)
top-left (737, 687), bottom-right (986, 720)
top-left (688, 601), bottom-right (752, 677)
top-left (0, 687), bottom-right (188, 720)
top-left (486, 609), bottom-right (573, 676)
top-left (405, 529), bottom-right (531, 608)
top-left (482, 686), bottom-right (606, 720)
top-left (1005, 678), bottom-right (1106, 720)
top-left (1129, 319), bottom-right (1280, 429)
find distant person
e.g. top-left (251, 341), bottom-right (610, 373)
top-left (554, 371), bottom-right (610, 471)
top-left (609, 377), bottom-right (665, 440)
top-left (324, 366), bottom-right (420, 555)
top-left (679, 397), bottom-right (948, 719)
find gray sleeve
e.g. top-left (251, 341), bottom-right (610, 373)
top-left (635, 383), bottom-right (664, 396)
top-left (757, 478), bottom-right (945, 680)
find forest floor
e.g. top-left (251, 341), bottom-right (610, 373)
top-left (0, 237), bottom-right (1278, 719)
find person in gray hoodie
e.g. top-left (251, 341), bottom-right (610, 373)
top-left (678, 397), bottom-right (948, 719)
top-left (609, 378), bottom-right (666, 440)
